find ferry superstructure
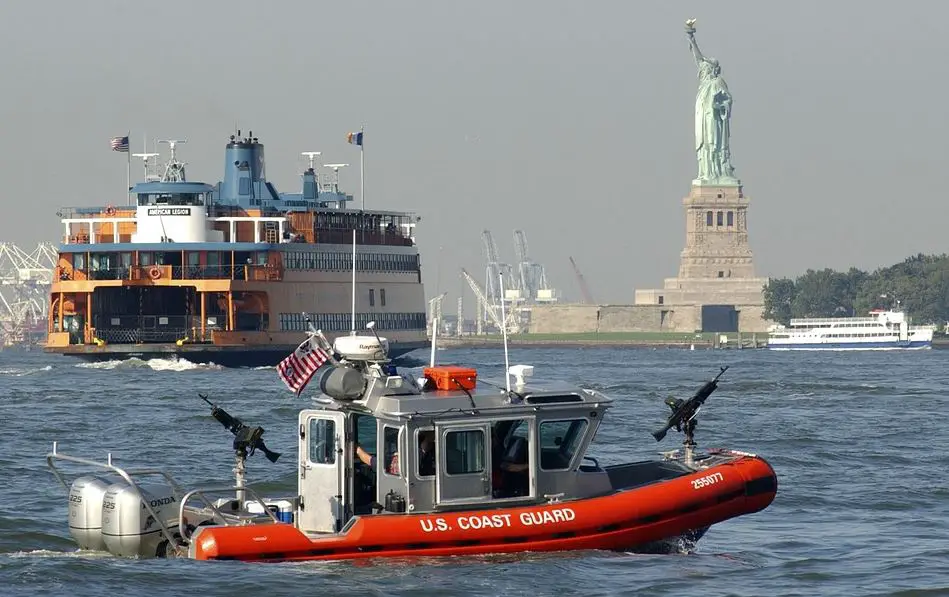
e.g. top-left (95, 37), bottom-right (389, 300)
top-left (44, 131), bottom-right (428, 366)
top-left (766, 309), bottom-right (934, 351)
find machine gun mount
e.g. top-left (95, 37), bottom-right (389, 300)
top-left (652, 366), bottom-right (729, 460)
top-left (200, 394), bottom-right (281, 506)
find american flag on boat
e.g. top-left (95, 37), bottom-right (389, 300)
top-left (278, 336), bottom-right (331, 394)
top-left (110, 135), bottom-right (129, 152)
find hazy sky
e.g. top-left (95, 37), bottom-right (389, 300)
top-left (1, 1), bottom-right (946, 311)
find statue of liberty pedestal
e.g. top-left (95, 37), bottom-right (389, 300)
top-left (685, 19), bottom-right (739, 185)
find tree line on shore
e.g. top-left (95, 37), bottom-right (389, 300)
top-left (762, 253), bottom-right (949, 327)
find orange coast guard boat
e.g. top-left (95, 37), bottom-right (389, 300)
top-left (46, 326), bottom-right (777, 562)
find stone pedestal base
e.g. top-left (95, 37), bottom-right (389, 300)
top-left (631, 181), bottom-right (772, 333)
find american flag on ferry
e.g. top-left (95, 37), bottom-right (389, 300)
top-left (278, 336), bottom-right (331, 395)
top-left (110, 135), bottom-right (129, 152)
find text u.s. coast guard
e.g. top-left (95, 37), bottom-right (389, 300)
top-left (419, 507), bottom-right (576, 532)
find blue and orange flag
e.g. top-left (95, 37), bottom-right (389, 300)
top-left (346, 131), bottom-right (363, 146)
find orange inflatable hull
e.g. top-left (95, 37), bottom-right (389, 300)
top-left (191, 455), bottom-right (777, 562)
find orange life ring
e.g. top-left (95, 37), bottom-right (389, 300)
top-left (148, 266), bottom-right (162, 280)
top-left (105, 205), bottom-right (116, 216)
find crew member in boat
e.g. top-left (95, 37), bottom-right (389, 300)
top-left (416, 431), bottom-right (435, 476)
top-left (355, 431), bottom-right (436, 476)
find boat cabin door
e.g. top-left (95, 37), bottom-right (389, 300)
top-left (297, 410), bottom-right (349, 534)
top-left (435, 422), bottom-right (493, 506)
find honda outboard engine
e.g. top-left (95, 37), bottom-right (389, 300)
top-left (101, 482), bottom-right (180, 558)
top-left (68, 475), bottom-right (111, 551)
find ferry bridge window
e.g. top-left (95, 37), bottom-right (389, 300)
top-left (308, 418), bottom-right (336, 465)
top-left (445, 430), bottom-right (485, 475)
top-left (539, 419), bottom-right (588, 471)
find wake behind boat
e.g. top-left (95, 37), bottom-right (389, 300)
top-left (767, 308), bottom-right (935, 351)
top-left (45, 317), bottom-right (777, 562)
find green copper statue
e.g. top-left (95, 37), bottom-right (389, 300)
top-left (685, 19), bottom-right (739, 185)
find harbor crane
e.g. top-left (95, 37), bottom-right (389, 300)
top-left (482, 230), bottom-right (516, 304)
top-left (427, 292), bottom-right (448, 337)
top-left (0, 242), bottom-right (56, 346)
top-left (513, 229), bottom-right (553, 301)
top-left (569, 256), bottom-right (595, 304)
top-left (460, 268), bottom-right (520, 334)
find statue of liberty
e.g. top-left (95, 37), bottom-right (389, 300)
top-left (685, 20), bottom-right (738, 185)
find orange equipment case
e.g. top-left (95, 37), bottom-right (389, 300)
top-left (422, 366), bottom-right (478, 391)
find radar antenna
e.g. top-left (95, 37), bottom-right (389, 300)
top-left (131, 151), bottom-right (161, 182)
top-left (158, 139), bottom-right (188, 182)
top-left (323, 163), bottom-right (349, 194)
top-left (301, 151), bottom-right (322, 171)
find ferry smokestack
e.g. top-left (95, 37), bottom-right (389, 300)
top-left (221, 133), bottom-right (267, 206)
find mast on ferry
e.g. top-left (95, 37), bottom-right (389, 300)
top-left (158, 139), bottom-right (188, 182)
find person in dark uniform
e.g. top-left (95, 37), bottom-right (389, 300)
top-left (417, 431), bottom-right (435, 476)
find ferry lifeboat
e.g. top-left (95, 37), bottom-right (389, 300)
top-left (46, 326), bottom-right (777, 562)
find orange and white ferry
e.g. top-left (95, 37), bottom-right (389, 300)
top-left (44, 131), bottom-right (427, 366)
top-left (46, 328), bottom-right (778, 562)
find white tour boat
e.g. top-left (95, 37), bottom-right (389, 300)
top-left (766, 309), bottom-right (934, 351)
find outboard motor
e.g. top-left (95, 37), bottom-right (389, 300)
top-left (101, 482), bottom-right (180, 558)
top-left (68, 475), bottom-right (111, 551)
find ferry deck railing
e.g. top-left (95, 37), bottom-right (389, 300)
top-left (57, 264), bottom-right (282, 282)
top-left (88, 315), bottom-right (262, 345)
top-left (788, 316), bottom-right (886, 326)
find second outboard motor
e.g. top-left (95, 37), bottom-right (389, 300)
top-left (101, 482), bottom-right (180, 558)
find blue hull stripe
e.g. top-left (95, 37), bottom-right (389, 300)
top-left (768, 340), bottom-right (932, 350)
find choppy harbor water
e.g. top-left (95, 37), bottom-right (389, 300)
top-left (1, 345), bottom-right (947, 596)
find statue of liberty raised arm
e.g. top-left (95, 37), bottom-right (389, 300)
top-left (685, 19), bottom-right (738, 185)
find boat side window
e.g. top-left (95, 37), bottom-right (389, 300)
top-left (383, 426), bottom-right (401, 476)
top-left (445, 430), bottom-right (485, 475)
top-left (539, 419), bottom-right (589, 471)
top-left (139, 252), bottom-right (152, 266)
top-left (416, 428), bottom-right (436, 478)
top-left (73, 253), bottom-right (85, 272)
top-left (308, 418), bottom-right (336, 465)
top-left (493, 419), bottom-right (531, 498)
top-left (354, 414), bottom-right (377, 458)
